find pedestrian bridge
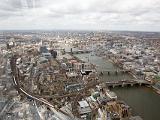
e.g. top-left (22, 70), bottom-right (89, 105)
top-left (106, 79), bottom-right (152, 88)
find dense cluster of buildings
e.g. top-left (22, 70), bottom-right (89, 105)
top-left (70, 31), bottom-right (160, 94)
top-left (8, 39), bottom-right (131, 119)
top-left (1, 30), bottom-right (160, 120)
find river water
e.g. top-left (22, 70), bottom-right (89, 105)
top-left (75, 53), bottom-right (160, 120)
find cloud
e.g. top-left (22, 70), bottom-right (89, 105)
top-left (0, 0), bottom-right (160, 31)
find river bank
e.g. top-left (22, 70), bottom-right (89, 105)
top-left (74, 53), bottom-right (160, 120)
top-left (106, 56), bottom-right (160, 96)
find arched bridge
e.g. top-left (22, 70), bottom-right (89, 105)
top-left (100, 70), bottom-right (131, 75)
top-left (106, 79), bottom-right (152, 88)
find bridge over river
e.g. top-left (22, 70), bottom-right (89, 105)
top-left (99, 70), bottom-right (131, 75)
top-left (67, 50), bottom-right (92, 54)
top-left (106, 79), bottom-right (152, 88)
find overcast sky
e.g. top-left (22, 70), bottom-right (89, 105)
top-left (0, 0), bottom-right (160, 31)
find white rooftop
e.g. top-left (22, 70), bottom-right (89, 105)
top-left (78, 100), bottom-right (89, 108)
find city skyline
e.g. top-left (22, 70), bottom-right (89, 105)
top-left (0, 0), bottom-right (160, 31)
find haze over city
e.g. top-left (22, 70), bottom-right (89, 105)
top-left (1, 0), bottom-right (160, 31)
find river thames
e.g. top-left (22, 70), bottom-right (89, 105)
top-left (75, 53), bottom-right (160, 120)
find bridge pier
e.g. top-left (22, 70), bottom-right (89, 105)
top-left (115, 71), bottom-right (118, 75)
top-left (107, 71), bottom-right (110, 75)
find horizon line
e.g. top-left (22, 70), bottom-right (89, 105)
top-left (0, 29), bottom-right (160, 33)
